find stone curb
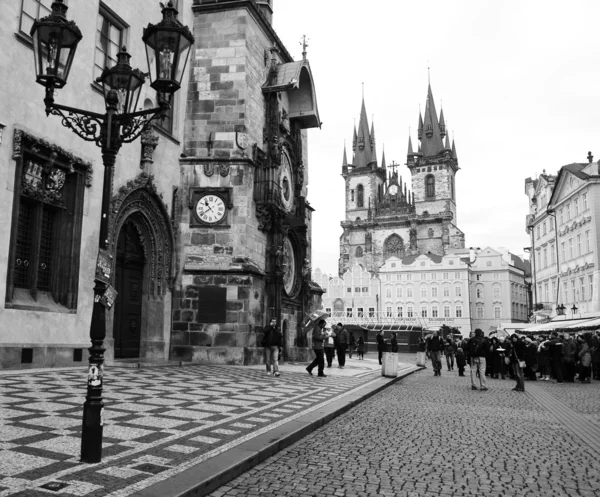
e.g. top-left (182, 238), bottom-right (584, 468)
top-left (135, 367), bottom-right (423, 497)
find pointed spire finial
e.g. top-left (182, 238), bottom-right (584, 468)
top-left (300, 35), bottom-right (309, 61)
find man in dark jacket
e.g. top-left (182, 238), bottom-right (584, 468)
top-left (335, 323), bottom-right (349, 368)
top-left (391, 333), bottom-right (398, 353)
top-left (548, 332), bottom-right (564, 383)
top-left (469, 329), bottom-right (489, 390)
top-left (261, 318), bottom-right (282, 377)
top-left (426, 330), bottom-right (444, 376)
top-left (306, 319), bottom-right (327, 377)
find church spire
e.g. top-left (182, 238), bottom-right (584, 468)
top-left (419, 82), bottom-right (444, 157)
top-left (381, 145), bottom-right (387, 169)
top-left (452, 138), bottom-right (457, 159)
top-left (439, 108), bottom-right (446, 138)
top-left (352, 124), bottom-right (357, 153)
top-left (418, 111), bottom-right (423, 140)
top-left (354, 97), bottom-right (374, 168)
top-left (370, 118), bottom-right (377, 166)
top-left (444, 133), bottom-right (451, 150)
top-left (342, 142), bottom-right (348, 167)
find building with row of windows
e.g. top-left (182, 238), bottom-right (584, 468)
top-left (0, 0), bottom-right (323, 368)
top-left (317, 246), bottom-right (529, 334)
top-left (526, 158), bottom-right (600, 319)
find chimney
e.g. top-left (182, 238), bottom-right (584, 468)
top-left (255, 0), bottom-right (273, 24)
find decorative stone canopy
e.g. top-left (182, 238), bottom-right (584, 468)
top-left (262, 60), bottom-right (320, 129)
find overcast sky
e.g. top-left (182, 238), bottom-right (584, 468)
top-left (273, 1), bottom-right (600, 276)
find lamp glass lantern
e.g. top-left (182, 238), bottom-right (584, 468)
top-left (96, 47), bottom-right (145, 115)
top-left (30, 0), bottom-right (82, 89)
top-left (142, 1), bottom-right (194, 95)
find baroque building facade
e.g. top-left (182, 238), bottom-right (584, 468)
top-left (526, 156), bottom-right (600, 319)
top-left (339, 84), bottom-right (465, 276)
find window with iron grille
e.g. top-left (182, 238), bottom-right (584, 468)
top-left (7, 130), bottom-right (89, 310)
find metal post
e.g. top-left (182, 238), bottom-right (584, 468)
top-left (81, 103), bottom-right (119, 463)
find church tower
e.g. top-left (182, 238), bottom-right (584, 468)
top-left (407, 83), bottom-right (459, 222)
top-left (340, 98), bottom-right (387, 274)
top-left (339, 83), bottom-right (465, 276)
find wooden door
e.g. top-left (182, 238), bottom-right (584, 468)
top-left (113, 224), bottom-right (144, 359)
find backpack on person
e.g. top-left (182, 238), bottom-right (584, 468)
top-left (469, 337), bottom-right (481, 357)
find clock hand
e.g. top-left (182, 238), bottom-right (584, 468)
top-left (204, 201), bottom-right (215, 213)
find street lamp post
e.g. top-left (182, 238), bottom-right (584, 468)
top-left (30, 0), bottom-right (194, 463)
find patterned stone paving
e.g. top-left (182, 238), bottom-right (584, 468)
top-left (0, 364), bottom-right (388, 496)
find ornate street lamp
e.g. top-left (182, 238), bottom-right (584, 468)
top-left (571, 304), bottom-right (578, 317)
top-left (556, 304), bottom-right (566, 316)
top-left (30, 0), bottom-right (193, 464)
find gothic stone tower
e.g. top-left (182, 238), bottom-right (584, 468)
top-left (172, 0), bottom-right (322, 364)
top-left (339, 84), bottom-right (464, 276)
top-left (407, 83), bottom-right (465, 255)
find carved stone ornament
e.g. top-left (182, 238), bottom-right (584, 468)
top-left (297, 161), bottom-right (305, 189)
top-left (109, 172), bottom-right (174, 294)
top-left (219, 163), bottom-right (230, 177)
top-left (204, 163), bottom-right (215, 177)
top-left (140, 128), bottom-right (159, 169)
top-left (252, 143), bottom-right (267, 167)
top-left (256, 204), bottom-right (273, 231)
top-left (13, 128), bottom-right (93, 187)
top-left (236, 132), bottom-right (248, 150)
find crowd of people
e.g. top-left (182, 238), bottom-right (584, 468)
top-left (422, 328), bottom-right (600, 392)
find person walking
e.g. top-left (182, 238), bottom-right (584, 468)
top-left (426, 330), bottom-right (444, 376)
top-left (391, 332), bottom-right (398, 353)
top-left (306, 319), bottom-right (327, 377)
top-left (537, 338), bottom-right (551, 380)
top-left (376, 329), bottom-right (385, 365)
top-left (323, 324), bottom-right (337, 368)
top-left (348, 332), bottom-right (356, 359)
top-left (469, 329), bottom-right (489, 391)
top-left (261, 318), bottom-right (280, 376)
top-left (356, 335), bottom-right (365, 360)
top-left (455, 347), bottom-right (466, 376)
top-left (523, 338), bottom-right (538, 381)
top-left (509, 333), bottom-right (526, 392)
top-left (335, 322), bottom-right (349, 368)
top-left (444, 334), bottom-right (456, 371)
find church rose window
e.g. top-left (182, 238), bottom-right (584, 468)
top-left (384, 234), bottom-right (404, 259)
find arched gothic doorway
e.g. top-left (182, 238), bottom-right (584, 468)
top-left (114, 221), bottom-right (145, 358)
top-left (107, 173), bottom-right (175, 361)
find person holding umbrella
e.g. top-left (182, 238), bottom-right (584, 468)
top-left (306, 319), bottom-right (328, 377)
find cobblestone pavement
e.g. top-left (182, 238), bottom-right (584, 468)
top-left (208, 368), bottom-right (600, 497)
top-left (0, 355), bottom-right (406, 497)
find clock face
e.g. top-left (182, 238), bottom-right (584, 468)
top-left (195, 194), bottom-right (226, 224)
top-left (282, 236), bottom-right (296, 296)
top-left (389, 184), bottom-right (398, 195)
top-left (279, 153), bottom-right (294, 212)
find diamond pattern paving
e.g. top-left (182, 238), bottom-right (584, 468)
top-left (0, 363), bottom-right (386, 496)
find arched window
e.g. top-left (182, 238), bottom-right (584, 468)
top-left (450, 174), bottom-right (455, 200)
top-left (426, 174), bottom-right (435, 198)
top-left (383, 234), bottom-right (405, 259)
top-left (357, 184), bottom-right (364, 207)
top-left (355, 246), bottom-right (363, 258)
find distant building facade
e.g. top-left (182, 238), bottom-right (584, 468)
top-left (318, 248), bottom-right (529, 335)
top-left (526, 157), bottom-right (600, 318)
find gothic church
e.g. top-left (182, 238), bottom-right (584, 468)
top-left (339, 84), bottom-right (465, 275)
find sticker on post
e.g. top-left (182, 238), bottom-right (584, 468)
top-left (88, 364), bottom-right (103, 387)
